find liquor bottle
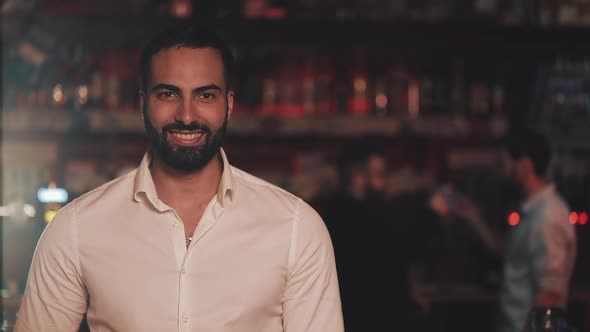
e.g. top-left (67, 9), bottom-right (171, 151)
top-left (348, 70), bottom-right (370, 115)
top-left (469, 81), bottom-right (490, 114)
top-left (347, 51), bottom-right (371, 116)
top-left (315, 55), bottom-right (335, 114)
top-left (374, 74), bottom-right (388, 117)
top-left (420, 75), bottom-right (434, 115)
top-left (387, 64), bottom-right (409, 116)
top-left (277, 59), bottom-right (304, 117)
top-left (104, 73), bottom-right (121, 111)
top-left (261, 66), bottom-right (279, 115)
top-left (301, 53), bottom-right (317, 115)
top-left (87, 60), bottom-right (105, 109)
top-left (450, 58), bottom-right (466, 115)
top-left (466, 59), bottom-right (492, 115)
top-left (408, 77), bottom-right (420, 118)
top-left (333, 62), bottom-right (349, 115)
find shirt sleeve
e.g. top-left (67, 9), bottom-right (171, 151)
top-left (14, 202), bottom-right (88, 332)
top-left (282, 200), bottom-right (344, 332)
top-left (529, 207), bottom-right (576, 297)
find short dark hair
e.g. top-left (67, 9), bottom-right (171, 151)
top-left (505, 129), bottom-right (552, 178)
top-left (139, 23), bottom-right (234, 92)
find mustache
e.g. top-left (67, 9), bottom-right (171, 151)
top-left (162, 122), bottom-right (212, 134)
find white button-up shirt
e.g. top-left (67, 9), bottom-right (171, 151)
top-left (498, 185), bottom-right (576, 332)
top-left (15, 150), bottom-right (343, 332)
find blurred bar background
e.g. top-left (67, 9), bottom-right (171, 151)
top-left (2, 0), bottom-right (590, 331)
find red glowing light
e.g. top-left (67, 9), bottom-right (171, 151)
top-left (508, 212), bottom-right (520, 226)
top-left (569, 212), bottom-right (579, 225)
top-left (579, 212), bottom-right (588, 225)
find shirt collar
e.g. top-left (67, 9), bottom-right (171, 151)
top-left (521, 184), bottom-right (555, 213)
top-left (217, 148), bottom-right (235, 207)
top-left (133, 148), bottom-right (235, 210)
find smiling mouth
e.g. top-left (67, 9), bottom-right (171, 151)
top-left (167, 130), bottom-right (206, 145)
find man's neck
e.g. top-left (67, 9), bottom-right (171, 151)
top-left (150, 153), bottom-right (223, 208)
top-left (524, 177), bottom-right (547, 199)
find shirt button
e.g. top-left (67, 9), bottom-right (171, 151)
top-left (181, 268), bottom-right (186, 274)
top-left (183, 316), bottom-right (189, 323)
top-left (172, 220), bottom-right (178, 227)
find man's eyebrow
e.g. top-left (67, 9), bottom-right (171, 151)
top-left (151, 84), bottom-right (181, 94)
top-left (193, 84), bottom-right (223, 94)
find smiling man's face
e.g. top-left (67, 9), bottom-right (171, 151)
top-left (141, 46), bottom-right (233, 172)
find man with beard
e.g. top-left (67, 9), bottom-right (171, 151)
top-left (15, 24), bottom-right (343, 332)
top-left (447, 130), bottom-right (576, 332)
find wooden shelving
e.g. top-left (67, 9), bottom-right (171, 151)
top-left (2, 110), bottom-right (507, 138)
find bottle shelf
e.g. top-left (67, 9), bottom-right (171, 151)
top-left (3, 110), bottom-right (507, 138)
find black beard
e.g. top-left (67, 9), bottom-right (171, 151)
top-left (143, 109), bottom-right (227, 172)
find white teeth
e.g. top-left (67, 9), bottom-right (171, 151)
top-left (172, 132), bottom-right (203, 140)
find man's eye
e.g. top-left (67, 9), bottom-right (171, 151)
top-left (200, 93), bottom-right (215, 100)
top-left (159, 92), bottom-right (177, 99)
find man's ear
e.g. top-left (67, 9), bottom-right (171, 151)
top-left (139, 90), bottom-right (145, 120)
top-left (226, 90), bottom-right (234, 120)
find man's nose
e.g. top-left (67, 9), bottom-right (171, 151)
top-left (175, 98), bottom-right (199, 124)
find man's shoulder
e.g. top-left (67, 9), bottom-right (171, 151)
top-left (231, 166), bottom-right (298, 201)
top-left (38, 171), bottom-right (136, 242)
top-left (542, 190), bottom-right (570, 219)
top-left (531, 190), bottom-right (575, 237)
top-left (230, 165), bottom-right (319, 218)
top-left (68, 169), bottom-right (138, 213)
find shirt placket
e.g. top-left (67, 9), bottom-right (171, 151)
top-left (169, 214), bottom-right (190, 331)
top-left (175, 200), bottom-right (223, 331)
top-left (178, 258), bottom-right (191, 332)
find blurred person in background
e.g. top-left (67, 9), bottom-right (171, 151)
top-left (439, 129), bottom-right (577, 332)
top-left (366, 148), bottom-right (388, 200)
top-left (15, 23), bottom-right (343, 332)
top-left (313, 143), bottom-right (416, 331)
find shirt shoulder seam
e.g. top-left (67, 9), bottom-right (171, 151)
top-left (70, 200), bottom-right (84, 284)
top-left (288, 199), bottom-right (304, 273)
top-left (231, 166), bottom-right (299, 200)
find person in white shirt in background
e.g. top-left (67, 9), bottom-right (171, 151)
top-left (15, 23), bottom-right (343, 332)
top-left (433, 129), bottom-right (577, 332)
